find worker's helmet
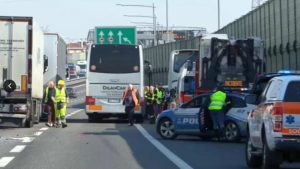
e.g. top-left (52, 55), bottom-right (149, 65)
top-left (58, 80), bottom-right (65, 85)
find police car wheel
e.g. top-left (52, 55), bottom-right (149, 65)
top-left (224, 121), bottom-right (240, 142)
top-left (158, 118), bottom-right (177, 139)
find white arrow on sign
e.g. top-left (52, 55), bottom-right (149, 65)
top-left (123, 37), bottom-right (132, 44)
top-left (99, 31), bottom-right (104, 37)
top-left (108, 31), bottom-right (114, 38)
top-left (99, 31), bottom-right (105, 44)
top-left (118, 31), bottom-right (123, 44)
top-left (108, 31), bottom-right (114, 44)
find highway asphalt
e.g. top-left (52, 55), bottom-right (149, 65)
top-left (1, 85), bottom-right (300, 169)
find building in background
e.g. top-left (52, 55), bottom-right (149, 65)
top-left (67, 41), bottom-right (87, 63)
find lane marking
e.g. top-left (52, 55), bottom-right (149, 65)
top-left (22, 137), bottom-right (34, 143)
top-left (0, 157), bottom-right (14, 167)
top-left (10, 145), bottom-right (26, 153)
top-left (5, 137), bottom-right (34, 143)
top-left (34, 132), bottom-right (43, 136)
top-left (135, 124), bottom-right (194, 169)
top-left (66, 109), bottom-right (84, 118)
top-left (39, 127), bottom-right (49, 131)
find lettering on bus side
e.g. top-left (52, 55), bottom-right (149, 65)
top-left (103, 86), bottom-right (126, 91)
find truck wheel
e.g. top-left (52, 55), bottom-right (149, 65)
top-left (157, 118), bottom-right (177, 139)
top-left (245, 134), bottom-right (262, 168)
top-left (25, 117), bottom-right (33, 128)
top-left (262, 136), bottom-right (282, 169)
top-left (35, 109), bottom-right (40, 124)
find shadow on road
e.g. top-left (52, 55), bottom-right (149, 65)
top-left (67, 117), bottom-right (129, 124)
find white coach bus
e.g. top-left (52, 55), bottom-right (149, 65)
top-left (86, 44), bottom-right (144, 122)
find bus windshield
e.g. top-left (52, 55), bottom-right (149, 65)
top-left (174, 51), bottom-right (198, 73)
top-left (89, 45), bottom-right (140, 74)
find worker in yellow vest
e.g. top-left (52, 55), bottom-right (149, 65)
top-left (208, 85), bottom-right (227, 138)
top-left (52, 80), bottom-right (69, 128)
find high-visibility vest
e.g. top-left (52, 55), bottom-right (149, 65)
top-left (155, 89), bottom-right (163, 104)
top-left (55, 88), bottom-right (67, 103)
top-left (208, 91), bottom-right (226, 110)
top-left (122, 88), bottom-right (139, 106)
top-left (44, 87), bottom-right (56, 103)
top-left (45, 87), bottom-right (50, 103)
top-left (145, 91), bottom-right (154, 102)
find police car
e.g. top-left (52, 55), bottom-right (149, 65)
top-left (246, 75), bottom-right (300, 169)
top-left (156, 92), bottom-right (256, 142)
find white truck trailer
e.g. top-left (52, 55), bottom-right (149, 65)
top-left (44, 33), bottom-right (67, 84)
top-left (0, 16), bottom-right (45, 127)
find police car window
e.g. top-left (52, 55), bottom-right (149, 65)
top-left (284, 81), bottom-right (300, 102)
top-left (245, 95), bottom-right (257, 105)
top-left (230, 97), bottom-right (246, 108)
top-left (184, 97), bottom-right (202, 108)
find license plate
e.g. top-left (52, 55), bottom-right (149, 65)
top-left (224, 81), bottom-right (243, 87)
top-left (108, 99), bottom-right (120, 103)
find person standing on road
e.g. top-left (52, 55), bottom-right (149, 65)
top-left (208, 85), bottom-right (227, 139)
top-left (153, 84), bottom-right (164, 116)
top-left (122, 84), bottom-right (140, 126)
top-left (53, 80), bottom-right (69, 128)
top-left (43, 81), bottom-right (56, 127)
top-left (145, 86), bottom-right (155, 123)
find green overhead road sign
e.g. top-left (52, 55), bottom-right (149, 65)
top-left (95, 27), bottom-right (136, 45)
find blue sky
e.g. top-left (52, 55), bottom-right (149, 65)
top-left (0, 0), bottom-right (253, 41)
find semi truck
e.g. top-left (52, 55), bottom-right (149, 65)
top-left (195, 37), bottom-right (265, 95)
top-left (0, 16), bottom-right (45, 127)
top-left (76, 60), bottom-right (87, 77)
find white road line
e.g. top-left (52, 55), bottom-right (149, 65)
top-left (22, 137), bottom-right (34, 143)
top-left (9, 145), bottom-right (26, 153)
top-left (0, 157), bottom-right (14, 167)
top-left (135, 124), bottom-right (194, 169)
top-left (66, 109), bottom-right (84, 117)
top-left (39, 127), bottom-right (49, 131)
top-left (34, 132), bottom-right (43, 136)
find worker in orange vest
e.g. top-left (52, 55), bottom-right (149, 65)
top-left (122, 84), bottom-right (140, 126)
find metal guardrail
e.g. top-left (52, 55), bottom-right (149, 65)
top-left (66, 78), bottom-right (86, 87)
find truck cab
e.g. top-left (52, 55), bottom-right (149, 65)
top-left (177, 60), bottom-right (196, 106)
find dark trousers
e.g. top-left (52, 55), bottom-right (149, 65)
top-left (46, 104), bottom-right (55, 124)
top-left (210, 110), bottom-right (225, 130)
top-left (146, 104), bottom-right (154, 117)
top-left (125, 106), bottom-right (135, 125)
